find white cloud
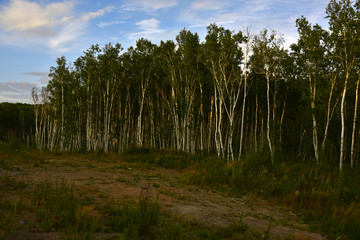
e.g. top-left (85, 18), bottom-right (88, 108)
top-left (82, 6), bottom-right (115, 21)
top-left (127, 18), bottom-right (177, 44)
top-left (0, 81), bottom-right (38, 103)
top-left (0, 0), bottom-right (114, 52)
top-left (0, 71), bottom-right (51, 103)
top-left (128, 18), bottom-right (165, 40)
top-left (180, 0), bottom-right (329, 48)
top-left (97, 20), bottom-right (126, 28)
top-left (123, 0), bottom-right (177, 11)
top-left (137, 18), bottom-right (161, 31)
top-left (0, 0), bottom-right (74, 33)
top-left (24, 72), bottom-right (50, 85)
top-left (191, 0), bottom-right (227, 11)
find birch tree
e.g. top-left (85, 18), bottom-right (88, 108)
top-left (292, 17), bottom-right (328, 163)
top-left (238, 29), bottom-right (252, 160)
top-left (326, 0), bottom-right (359, 170)
top-left (252, 30), bottom-right (284, 163)
top-left (203, 24), bottom-right (245, 160)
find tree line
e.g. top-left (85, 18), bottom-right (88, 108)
top-left (0, 102), bottom-right (34, 143)
top-left (32, 0), bottom-right (360, 170)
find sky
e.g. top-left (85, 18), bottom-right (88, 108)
top-left (0, 0), bottom-right (330, 104)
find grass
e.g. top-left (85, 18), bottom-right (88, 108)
top-left (1, 145), bottom-right (359, 239)
top-left (0, 149), bottom-right (252, 239)
top-left (121, 147), bottom-right (360, 239)
top-left (33, 179), bottom-right (102, 239)
top-left (102, 190), bottom-right (249, 240)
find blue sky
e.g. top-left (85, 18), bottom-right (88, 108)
top-left (0, 0), bottom-right (329, 103)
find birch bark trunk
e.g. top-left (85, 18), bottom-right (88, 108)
top-left (239, 35), bottom-right (250, 160)
top-left (266, 65), bottom-right (274, 163)
top-left (321, 75), bottom-right (337, 153)
top-left (350, 76), bottom-right (359, 167)
top-left (60, 74), bottom-right (65, 151)
top-left (339, 71), bottom-right (349, 171)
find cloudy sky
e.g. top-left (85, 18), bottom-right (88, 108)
top-left (0, 0), bottom-right (329, 103)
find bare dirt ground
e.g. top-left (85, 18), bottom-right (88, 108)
top-left (3, 152), bottom-right (327, 239)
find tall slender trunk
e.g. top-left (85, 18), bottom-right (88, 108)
top-left (104, 80), bottom-right (110, 152)
top-left (279, 93), bottom-right (286, 152)
top-left (218, 97), bottom-right (224, 159)
top-left (239, 36), bottom-right (250, 160)
top-left (60, 75), bottom-right (65, 151)
top-left (308, 66), bottom-right (319, 164)
top-left (339, 71), bottom-right (349, 171)
top-left (214, 86), bottom-right (221, 157)
top-left (350, 76), bottom-right (359, 167)
top-left (311, 101), bottom-right (319, 163)
top-left (321, 76), bottom-right (336, 153)
top-left (171, 82), bottom-right (181, 150)
top-left (266, 66), bottom-right (274, 163)
top-left (137, 92), bottom-right (145, 146)
top-left (254, 93), bottom-right (258, 152)
top-left (199, 83), bottom-right (204, 152)
top-left (208, 96), bottom-right (214, 153)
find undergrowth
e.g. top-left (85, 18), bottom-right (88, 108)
top-left (102, 186), bottom-right (249, 240)
top-left (33, 179), bottom-right (99, 239)
top-left (121, 147), bottom-right (360, 239)
top-left (1, 147), bottom-right (359, 239)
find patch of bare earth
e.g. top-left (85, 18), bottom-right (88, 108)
top-left (4, 154), bottom-right (326, 239)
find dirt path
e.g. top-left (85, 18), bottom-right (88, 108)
top-left (6, 154), bottom-right (326, 240)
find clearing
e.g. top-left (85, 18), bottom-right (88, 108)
top-left (1, 151), bottom-right (326, 239)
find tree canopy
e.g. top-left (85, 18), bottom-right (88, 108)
top-left (30, 0), bottom-right (360, 170)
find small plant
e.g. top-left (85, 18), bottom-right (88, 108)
top-left (0, 173), bottom-right (27, 191)
top-left (65, 207), bottom-right (100, 240)
top-left (0, 200), bottom-right (19, 239)
top-left (103, 187), bottom-right (188, 240)
top-left (33, 179), bottom-right (77, 230)
top-left (105, 187), bottom-right (161, 239)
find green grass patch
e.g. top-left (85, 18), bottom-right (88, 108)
top-left (102, 190), bottom-right (249, 240)
top-left (120, 148), bottom-right (360, 239)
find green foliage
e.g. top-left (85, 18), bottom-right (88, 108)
top-left (0, 199), bottom-right (19, 240)
top-left (0, 172), bottom-right (27, 191)
top-left (0, 137), bottom-right (31, 152)
top-left (121, 147), bottom-right (201, 169)
top-left (0, 175), bottom-right (27, 239)
top-left (33, 180), bottom-right (99, 238)
top-left (0, 103), bottom-right (34, 142)
top-left (103, 189), bottom-right (184, 240)
top-left (102, 188), bottom-right (249, 240)
top-left (122, 149), bottom-right (360, 239)
top-left (123, 146), bottom-right (153, 155)
top-left (33, 180), bottom-right (77, 230)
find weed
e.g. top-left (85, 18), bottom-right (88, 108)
top-left (86, 164), bottom-right (96, 169)
top-left (0, 206), bottom-right (18, 239)
top-left (65, 207), bottom-right (100, 240)
top-left (105, 189), bottom-right (161, 239)
top-left (0, 173), bottom-right (27, 191)
top-left (33, 179), bottom-right (77, 230)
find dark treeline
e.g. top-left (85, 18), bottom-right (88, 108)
top-left (0, 102), bottom-right (34, 143)
top-left (32, 0), bottom-right (360, 170)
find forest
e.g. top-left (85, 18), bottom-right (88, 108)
top-left (29, 0), bottom-right (360, 170)
top-left (1, 0), bottom-right (360, 239)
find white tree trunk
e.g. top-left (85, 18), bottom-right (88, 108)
top-left (339, 73), bottom-right (348, 171)
top-left (238, 36), bottom-right (250, 160)
top-left (60, 75), bottom-right (65, 151)
top-left (350, 77), bottom-right (359, 167)
top-left (266, 66), bottom-right (274, 163)
top-left (254, 93), bottom-right (258, 152)
top-left (321, 76), bottom-right (336, 152)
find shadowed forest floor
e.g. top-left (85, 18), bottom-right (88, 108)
top-left (0, 150), bottom-right (328, 240)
